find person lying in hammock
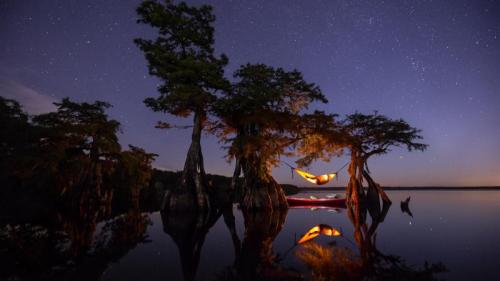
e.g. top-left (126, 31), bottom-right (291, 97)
top-left (294, 168), bottom-right (336, 185)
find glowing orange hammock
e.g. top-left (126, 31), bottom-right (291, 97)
top-left (283, 162), bottom-right (348, 186)
top-left (294, 169), bottom-right (336, 185)
top-left (297, 224), bottom-right (342, 244)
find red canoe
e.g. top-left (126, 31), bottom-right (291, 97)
top-left (287, 197), bottom-right (346, 208)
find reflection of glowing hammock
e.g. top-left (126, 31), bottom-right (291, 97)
top-left (297, 224), bottom-right (341, 244)
top-left (294, 169), bottom-right (336, 185)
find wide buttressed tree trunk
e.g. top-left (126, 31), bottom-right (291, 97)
top-left (346, 151), bottom-right (392, 206)
top-left (240, 155), bottom-right (288, 211)
top-left (162, 111), bottom-right (211, 212)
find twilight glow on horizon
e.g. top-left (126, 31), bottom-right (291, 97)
top-left (1, 0), bottom-right (499, 186)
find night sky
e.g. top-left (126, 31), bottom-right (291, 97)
top-left (1, 0), bottom-right (499, 186)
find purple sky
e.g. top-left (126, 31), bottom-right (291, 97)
top-left (1, 0), bottom-right (499, 186)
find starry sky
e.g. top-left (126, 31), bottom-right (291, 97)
top-left (1, 0), bottom-right (499, 186)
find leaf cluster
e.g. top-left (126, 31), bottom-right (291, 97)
top-left (135, 0), bottom-right (230, 116)
top-left (212, 64), bottom-right (331, 167)
top-left (341, 112), bottom-right (428, 158)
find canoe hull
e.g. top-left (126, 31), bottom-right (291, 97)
top-left (287, 197), bottom-right (346, 208)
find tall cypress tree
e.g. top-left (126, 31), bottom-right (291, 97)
top-left (135, 0), bottom-right (230, 211)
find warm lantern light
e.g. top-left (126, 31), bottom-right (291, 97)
top-left (294, 169), bottom-right (336, 185)
top-left (297, 224), bottom-right (342, 244)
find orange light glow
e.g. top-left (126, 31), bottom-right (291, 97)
top-left (297, 224), bottom-right (341, 244)
top-left (294, 169), bottom-right (336, 185)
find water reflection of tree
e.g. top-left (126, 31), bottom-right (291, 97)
top-left (296, 201), bottom-right (447, 281)
top-left (65, 210), bottom-right (150, 281)
top-left (161, 209), bottom-right (221, 281)
top-left (212, 209), bottom-right (301, 281)
top-left (238, 209), bottom-right (300, 281)
top-left (162, 204), bottom-right (298, 281)
top-left (0, 207), bottom-right (150, 281)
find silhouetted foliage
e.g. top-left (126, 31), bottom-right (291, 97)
top-left (342, 112), bottom-right (427, 159)
top-left (30, 98), bottom-right (121, 205)
top-left (135, 0), bottom-right (231, 211)
top-left (0, 96), bottom-right (157, 280)
top-left (112, 145), bottom-right (158, 212)
top-left (0, 97), bottom-right (33, 161)
top-left (0, 97), bottom-right (155, 222)
top-left (340, 112), bottom-right (428, 204)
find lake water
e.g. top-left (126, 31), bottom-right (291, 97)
top-left (2, 190), bottom-right (500, 280)
top-left (100, 190), bottom-right (500, 281)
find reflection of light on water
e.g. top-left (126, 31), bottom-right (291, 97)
top-left (297, 224), bottom-right (342, 244)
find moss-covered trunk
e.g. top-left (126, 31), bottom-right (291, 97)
top-left (162, 110), bottom-right (210, 212)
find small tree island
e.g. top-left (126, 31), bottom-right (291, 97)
top-left (132, 0), bottom-right (428, 212)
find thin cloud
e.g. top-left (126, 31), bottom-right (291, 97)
top-left (0, 79), bottom-right (57, 114)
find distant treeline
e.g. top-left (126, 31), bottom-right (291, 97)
top-left (0, 97), bottom-right (156, 222)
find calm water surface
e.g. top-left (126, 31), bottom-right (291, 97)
top-left (2, 190), bottom-right (500, 280)
top-left (98, 190), bottom-right (500, 281)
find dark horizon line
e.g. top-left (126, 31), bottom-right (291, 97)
top-left (296, 186), bottom-right (500, 191)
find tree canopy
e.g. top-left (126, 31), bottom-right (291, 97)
top-left (213, 63), bottom-right (331, 210)
top-left (215, 63), bottom-right (328, 167)
top-left (0, 97), bottom-right (34, 161)
top-left (135, 0), bottom-right (230, 117)
top-left (0, 97), bottom-right (155, 215)
top-left (339, 112), bottom-right (428, 204)
top-left (342, 112), bottom-right (428, 160)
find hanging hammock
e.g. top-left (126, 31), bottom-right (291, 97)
top-left (283, 161), bottom-right (349, 186)
top-left (294, 169), bottom-right (336, 185)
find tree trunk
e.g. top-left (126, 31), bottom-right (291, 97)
top-left (365, 169), bottom-right (381, 212)
top-left (231, 157), bottom-right (241, 191)
top-left (231, 156), bottom-right (245, 203)
top-left (162, 110), bottom-right (211, 212)
top-left (363, 170), bottom-right (391, 204)
top-left (240, 157), bottom-right (288, 211)
top-left (347, 151), bottom-right (364, 205)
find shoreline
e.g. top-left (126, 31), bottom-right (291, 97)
top-left (297, 186), bottom-right (500, 191)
